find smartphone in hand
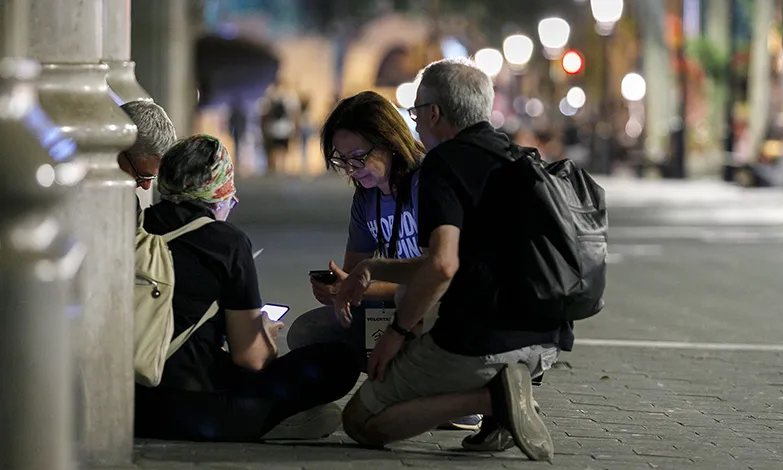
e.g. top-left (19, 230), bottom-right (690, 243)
top-left (261, 303), bottom-right (289, 321)
top-left (309, 270), bottom-right (338, 285)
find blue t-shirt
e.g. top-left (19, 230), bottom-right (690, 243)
top-left (346, 170), bottom-right (422, 259)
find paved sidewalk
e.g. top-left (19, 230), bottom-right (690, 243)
top-left (112, 345), bottom-right (782, 470)
top-left (101, 175), bottom-right (783, 469)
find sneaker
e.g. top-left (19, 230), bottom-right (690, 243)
top-left (532, 373), bottom-right (544, 386)
top-left (532, 398), bottom-right (541, 414)
top-left (461, 403), bottom-right (543, 452)
top-left (462, 418), bottom-right (515, 451)
top-left (500, 364), bottom-right (554, 461)
top-left (437, 414), bottom-right (482, 431)
top-left (260, 403), bottom-right (342, 440)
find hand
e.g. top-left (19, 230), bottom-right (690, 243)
top-left (367, 328), bottom-right (405, 382)
top-left (334, 260), bottom-right (372, 328)
top-left (267, 320), bottom-right (284, 339)
top-left (261, 311), bottom-right (284, 339)
top-left (310, 261), bottom-right (349, 306)
top-left (329, 260), bottom-right (349, 281)
top-left (311, 278), bottom-right (335, 306)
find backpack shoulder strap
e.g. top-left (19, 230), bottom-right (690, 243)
top-left (136, 209), bottom-right (147, 232)
top-left (161, 217), bottom-right (215, 243)
top-left (508, 144), bottom-right (541, 163)
top-left (166, 301), bottom-right (219, 358)
top-left (452, 133), bottom-right (540, 164)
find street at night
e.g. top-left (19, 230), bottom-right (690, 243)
top-left (126, 175), bottom-right (783, 470)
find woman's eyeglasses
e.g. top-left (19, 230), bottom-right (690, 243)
top-left (330, 147), bottom-right (374, 171)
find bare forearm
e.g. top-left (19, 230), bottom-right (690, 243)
top-left (344, 252), bottom-right (399, 300)
top-left (226, 309), bottom-right (278, 370)
top-left (362, 281), bottom-right (399, 301)
top-left (393, 259), bottom-right (453, 330)
top-left (258, 314), bottom-right (279, 363)
top-left (368, 257), bottom-right (428, 284)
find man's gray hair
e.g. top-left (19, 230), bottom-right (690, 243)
top-left (416, 58), bottom-right (495, 131)
top-left (120, 100), bottom-right (177, 158)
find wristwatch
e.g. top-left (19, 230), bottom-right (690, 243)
top-left (388, 317), bottom-right (416, 340)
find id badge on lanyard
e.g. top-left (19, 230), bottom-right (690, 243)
top-left (364, 301), bottom-right (395, 354)
top-left (375, 189), bottom-right (404, 259)
top-left (366, 183), bottom-right (407, 356)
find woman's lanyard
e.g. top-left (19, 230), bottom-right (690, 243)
top-left (376, 190), bottom-right (404, 259)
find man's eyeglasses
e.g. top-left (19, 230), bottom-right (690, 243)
top-left (330, 147), bottom-right (374, 171)
top-left (407, 103), bottom-right (434, 122)
top-left (124, 152), bottom-right (157, 185)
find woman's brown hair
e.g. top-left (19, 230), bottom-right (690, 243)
top-left (321, 91), bottom-right (426, 202)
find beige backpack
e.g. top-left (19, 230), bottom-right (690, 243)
top-left (134, 211), bottom-right (219, 387)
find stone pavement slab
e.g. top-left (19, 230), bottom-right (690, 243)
top-left (99, 345), bottom-right (781, 470)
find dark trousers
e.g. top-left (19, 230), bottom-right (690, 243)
top-left (134, 342), bottom-right (360, 442)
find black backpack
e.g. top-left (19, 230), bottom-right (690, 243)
top-left (468, 142), bottom-right (608, 327)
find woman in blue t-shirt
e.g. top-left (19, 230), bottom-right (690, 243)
top-left (286, 91), bottom-right (481, 431)
top-left (288, 91), bottom-right (425, 350)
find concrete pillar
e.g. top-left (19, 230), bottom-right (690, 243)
top-left (639, 0), bottom-right (675, 168)
top-left (132, 0), bottom-right (198, 136)
top-left (0, 1), bottom-right (81, 469)
top-left (747, 0), bottom-right (775, 159)
top-left (705, 0), bottom-right (730, 151)
top-left (28, 0), bottom-right (138, 465)
top-left (103, 0), bottom-right (154, 208)
top-left (104, 0), bottom-right (151, 104)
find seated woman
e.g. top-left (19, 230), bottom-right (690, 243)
top-left (134, 135), bottom-right (360, 442)
top-left (285, 91), bottom-right (480, 431)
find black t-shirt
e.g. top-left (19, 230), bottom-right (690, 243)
top-left (142, 200), bottom-right (262, 392)
top-left (418, 122), bottom-right (573, 356)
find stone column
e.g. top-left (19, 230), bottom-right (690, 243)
top-left (132, 0), bottom-right (198, 136)
top-left (705, 0), bottom-right (730, 156)
top-left (747, 0), bottom-right (774, 160)
top-left (104, 0), bottom-right (151, 104)
top-left (103, 0), bottom-right (154, 208)
top-left (28, 0), bottom-right (138, 465)
top-left (639, 0), bottom-right (675, 172)
top-left (0, 1), bottom-right (82, 469)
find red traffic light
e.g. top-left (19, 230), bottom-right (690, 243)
top-left (562, 50), bottom-right (584, 75)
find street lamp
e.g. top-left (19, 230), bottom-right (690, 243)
top-left (474, 48), bottom-right (504, 78)
top-left (589, 0), bottom-right (623, 174)
top-left (503, 34), bottom-right (534, 68)
top-left (567, 86), bottom-right (587, 109)
top-left (621, 73), bottom-right (646, 101)
top-left (395, 82), bottom-right (417, 109)
top-left (502, 34), bottom-right (534, 117)
top-left (590, 0), bottom-right (623, 35)
top-left (538, 18), bottom-right (571, 52)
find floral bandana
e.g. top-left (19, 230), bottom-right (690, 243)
top-left (159, 135), bottom-right (236, 205)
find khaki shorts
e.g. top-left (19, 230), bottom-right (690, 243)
top-left (358, 333), bottom-right (560, 415)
